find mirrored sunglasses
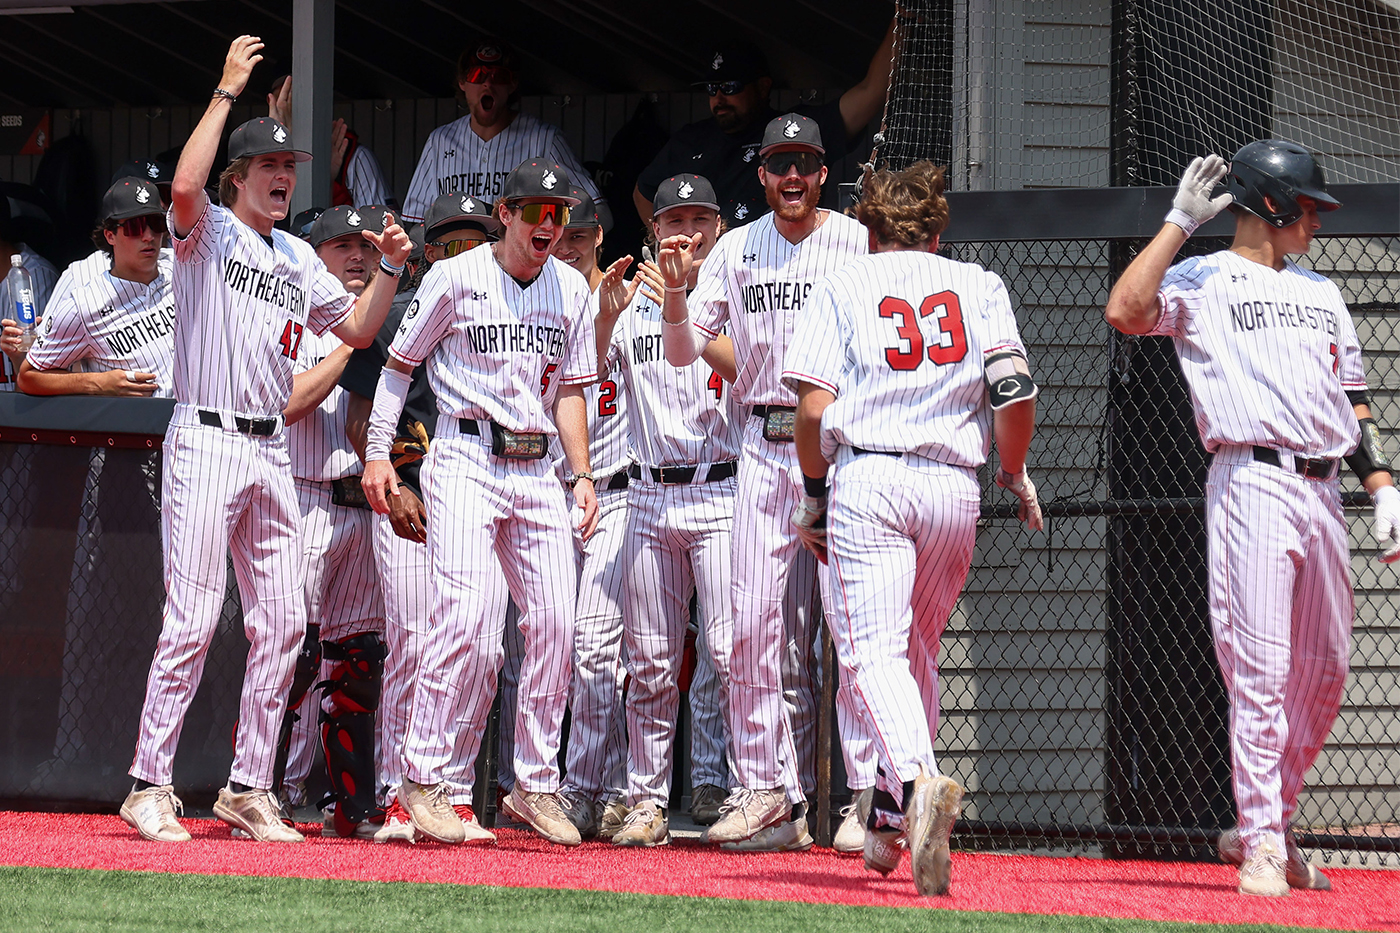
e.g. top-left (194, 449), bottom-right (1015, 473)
top-left (515, 202), bottom-right (570, 226)
top-left (117, 215), bottom-right (167, 237)
top-left (465, 65), bottom-right (514, 85)
top-left (706, 80), bottom-right (747, 96)
top-left (763, 151), bottom-right (823, 176)
top-left (428, 237), bottom-right (489, 258)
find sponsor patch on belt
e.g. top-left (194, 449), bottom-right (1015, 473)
top-left (490, 422), bottom-right (548, 460)
top-left (762, 408), bottom-right (796, 443)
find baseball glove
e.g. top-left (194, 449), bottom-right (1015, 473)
top-left (390, 420), bottom-right (430, 469)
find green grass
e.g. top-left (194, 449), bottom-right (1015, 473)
top-left (0, 865), bottom-right (1332, 933)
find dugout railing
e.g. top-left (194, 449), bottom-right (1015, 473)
top-left (1, 185), bottom-right (1396, 864)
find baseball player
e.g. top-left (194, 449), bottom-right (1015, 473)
top-left (593, 173), bottom-right (742, 847)
top-left (400, 41), bottom-right (606, 229)
top-left (341, 192), bottom-right (508, 845)
top-left (783, 161), bottom-right (1042, 895)
top-left (0, 203), bottom-right (58, 390)
top-left (120, 35), bottom-right (409, 844)
top-left (268, 76), bottom-right (394, 209)
top-left (1105, 140), bottom-right (1399, 896)
top-left (361, 159), bottom-right (598, 848)
top-left (550, 187), bottom-right (633, 840)
top-left (268, 205), bottom-right (390, 840)
top-left (659, 114), bottom-right (878, 849)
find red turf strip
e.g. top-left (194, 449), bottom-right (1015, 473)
top-left (1, 812), bottom-right (1395, 931)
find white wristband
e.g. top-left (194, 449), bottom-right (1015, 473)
top-left (664, 282), bottom-right (688, 293)
top-left (366, 367), bottom-right (412, 463)
top-left (1164, 208), bottom-right (1200, 237)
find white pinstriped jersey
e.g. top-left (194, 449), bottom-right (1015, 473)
top-left (344, 145), bottom-right (392, 209)
top-left (401, 112), bottom-right (602, 224)
top-left (1149, 250), bottom-right (1364, 458)
top-left (50, 250), bottom-right (113, 303)
top-left (389, 247), bottom-right (597, 433)
top-left (608, 291), bottom-right (743, 468)
top-left (1, 245), bottom-right (59, 392)
top-left (169, 203), bottom-right (356, 416)
top-left (288, 327), bottom-right (360, 481)
top-left (689, 210), bottom-right (866, 407)
top-left (579, 291), bottom-right (631, 477)
top-left (25, 253), bottom-right (177, 397)
top-left (782, 251), bottom-right (1028, 467)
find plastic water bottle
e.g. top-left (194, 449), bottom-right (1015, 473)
top-left (7, 253), bottom-right (36, 352)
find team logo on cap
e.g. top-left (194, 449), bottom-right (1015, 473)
top-left (135, 186), bottom-right (151, 204)
top-left (461, 196), bottom-right (475, 213)
top-left (783, 120), bottom-right (801, 138)
top-left (541, 170), bottom-right (558, 190)
top-left (478, 44), bottom-right (502, 62)
top-left (272, 123), bottom-right (288, 144)
top-left (712, 52), bottom-right (723, 71)
top-left (735, 204), bottom-right (749, 220)
top-left (677, 181), bottom-right (694, 200)
top-left (347, 210), bottom-right (362, 227)
top-left (146, 163), bottom-right (160, 178)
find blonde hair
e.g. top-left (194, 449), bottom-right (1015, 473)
top-left (854, 161), bottom-right (949, 247)
top-left (218, 156), bottom-right (253, 207)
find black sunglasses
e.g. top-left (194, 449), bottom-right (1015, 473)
top-left (706, 80), bottom-right (748, 96)
top-left (763, 151), bottom-right (823, 176)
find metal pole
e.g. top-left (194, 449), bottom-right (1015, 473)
top-left (290, 0), bottom-right (334, 218)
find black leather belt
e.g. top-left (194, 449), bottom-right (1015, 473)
top-left (604, 471), bottom-right (629, 491)
top-left (1252, 446), bottom-right (1336, 480)
top-left (750, 405), bottom-right (795, 419)
top-left (629, 461), bottom-right (738, 485)
top-left (458, 418), bottom-right (481, 436)
top-left (199, 409), bottom-right (277, 436)
top-left (851, 446), bottom-right (900, 457)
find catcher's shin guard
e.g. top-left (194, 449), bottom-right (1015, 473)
top-left (319, 632), bottom-right (388, 831)
top-left (271, 625), bottom-right (322, 798)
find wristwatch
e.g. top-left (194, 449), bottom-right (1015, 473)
top-left (569, 471), bottom-right (596, 487)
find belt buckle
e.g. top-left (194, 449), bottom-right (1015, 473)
top-left (1301, 458), bottom-right (1332, 480)
top-left (657, 466), bottom-right (688, 486)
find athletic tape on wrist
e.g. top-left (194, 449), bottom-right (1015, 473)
top-left (366, 367), bottom-right (412, 463)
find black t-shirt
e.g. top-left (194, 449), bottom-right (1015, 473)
top-left (635, 101), bottom-right (849, 228)
top-left (339, 285), bottom-right (437, 497)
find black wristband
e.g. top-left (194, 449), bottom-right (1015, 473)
top-left (803, 474), bottom-right (828, 498)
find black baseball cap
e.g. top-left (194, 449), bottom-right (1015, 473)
top-left (424, 191), bottom-right (500, 239)
top-left (500, 160), bottom-right (580, 205)
top-left (111, 158), bottom-right (174, 187)
top-left (459, 39), bottom-right (516, 76)
top-left (408, 224), bottom-right (426, 264)
top-left (563, 186), bottom-right (599, 228)
top-left (101, 178), bottom-right (164, 222)
top-left (653, 174), bottom-right (720, 216)
top-left (356, 203), bottom-right (392, 234)
top-left (759, 113), bottom-right (825, 157)
top-left (309, 204), bottom-right (377, 248)
top-left (693, 44), bottom-right (769, 86)
top-left (228, 117), bottom-right (312, 162)
top-left (293, 207), bottom-right (325, 240)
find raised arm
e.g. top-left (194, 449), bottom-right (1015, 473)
top-left (329, 217), bottom-right (411, 348)
top-left (839, 17), bottom-right (897, 140)
top-left (658, 233), bottom-right (713, 366)
top-left (283, 344), bottom-right (353, 424)
top-left (172, 36), bottom-right (265, 238)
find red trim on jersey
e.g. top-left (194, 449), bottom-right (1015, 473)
top-left (782, 369), bottom-right (838, 395)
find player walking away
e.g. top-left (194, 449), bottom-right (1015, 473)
top-left (784, 161), bottom-right (1041, 895)
top-left (121, 35), bottom-right (409, 844)
top-left (362, 159), bottom-right (599, 848)
top-left (1105, 140), bottom-right (1400, 896)
top-left (400, 40), bottom-right (607, 230)
top-left (659, 114), bottom-right (879, 851)
top-left (268, 205), bottom-right (390, 840)
top-left (591, 173), bottom-right (743, 847)
top-left (549, 187), bottom-right (634, 841)
top-left (340, 192), bottom-right (506, 845)
top-left (632, 26), bottom-right (894, 228)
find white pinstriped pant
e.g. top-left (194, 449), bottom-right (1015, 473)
top-left (283, 478), bottom-right (386, 791)
top-left (401, 423), bottom-right (576, 794)
top-left (731, 417), bottom-right (877, 801)
top-left (826, 451), bottom-right (979, 797)
top-left (562, 483), bottom-right (629, 802)
top-left (621, 474), bottom-right (737, 807)
top-left (131, 409), bottom-right (307, 789)
top-left (1206, 449), bottom-right (1353, 856)
top-left (690, 618), bottom-right (735, 789)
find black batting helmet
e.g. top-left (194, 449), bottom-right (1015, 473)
top-left (1224, 139), bottom-right (1340, 228)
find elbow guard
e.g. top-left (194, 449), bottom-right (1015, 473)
top-left (984, 349), bottom-right (1038, 410)
top-left (1346, 417), bottom-right (1393, 482)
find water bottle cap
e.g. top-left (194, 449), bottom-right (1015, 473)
top-left (10, 254), bottom-right (21, 266)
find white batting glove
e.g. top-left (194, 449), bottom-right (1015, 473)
top-left (1371, 485), bottom-right (1400, 563)
top-left (790, 494), bottom-right (828, 563)
top-left (1164, 154), bottom-right (1234, 236)
top-left (996, 469), bottom-right (1044, 532)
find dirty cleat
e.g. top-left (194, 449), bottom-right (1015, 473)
top-left (120, 784), bottom-right (192, 842)
top-left (907, 768), bottom-right (962, 896)
top-left (452, 804), bottom-right (497, 844)
top-left (558, 789), bottom-right (599, 840)
top-left (689, 783), bottom-right (727, 826)
top-left (703, 787), bottom-right (788, 843)
top-left (502, 788), bottom-right (583, 847)
top-left (721, 813), bottom-right (814, 852)
top-left (401, 780), bottom-right (465, 844)
top-left (214, 786), bottom-right (305, 843)
top-left (321, 804), bottom-right (379, 839)
top-left (613, 802), bottom-right (670, 847)
top-left (1239, 840), bottom-right (1290, 897)
top-left (373, 799), bottom-right (416, 844)
top-left (1220, 828), bottom-right (1330, 891)
top-left (597, 799), bottom-right (629, 841)
top-left (833, 788), bottom-right (872, 853)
